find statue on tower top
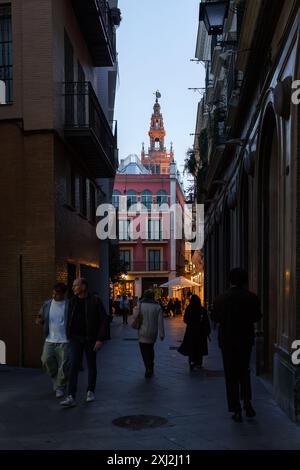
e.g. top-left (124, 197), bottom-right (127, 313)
top-left (154, 90), bottom-right (161, 102)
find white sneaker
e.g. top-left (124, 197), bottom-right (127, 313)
top-left (60, 395), bottom-right (76, 407)
top-left (55, 389), bottom-right (65, 399)
top-left (86, 391), bottom-right (95, 403)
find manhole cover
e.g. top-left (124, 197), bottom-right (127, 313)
top-left (112, 415), bottom-right (168, 430)
top-left (123, 338), bottom-right (139, 341)
top-left (204, 370), bottom-right (224, 378)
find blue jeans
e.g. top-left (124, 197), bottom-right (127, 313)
top-left (67, 337), bottom-right (97, 398)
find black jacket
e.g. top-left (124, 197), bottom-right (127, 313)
top-left (67, 294), bottom-right (108, 342)
top-left (212, 287), bottom-right (262, 351)
top-left (178, 305), bottom-right (211, 357)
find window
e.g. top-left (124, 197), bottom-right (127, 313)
top-left (156, 189), bottom-right (168, 206)
top-left (120, 250), bottom-right (131, 271)
top-left (79, 175), bottom-right (87, 217)
top-left (141, 190), bottom-right (152, 210)
top-left (89, 182), bottom-right (96, 224)
top-left (126, 190), bottom-right (137, 210)
top-left (148, 219), bottom-right (161, 240)
top-left (112, 190), bottom-right (121, 210)
top-left (119, 220), bottom-right (131, 240)
top-left (148, 249), bottom-right (161, 271)
top-left (0, 5), bottom-right (12, 104)
top-left (155, 139), bottom-right (160, 150)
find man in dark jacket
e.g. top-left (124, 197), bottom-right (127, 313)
top-left (212, 268), bottom-right (262, 422)
top-left (60, 278), bottom-right (108, 408)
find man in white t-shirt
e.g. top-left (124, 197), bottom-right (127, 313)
top-left (37, 283), bottom-right (69, 398)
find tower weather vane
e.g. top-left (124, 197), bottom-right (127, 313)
top-left (154, 90), bottom-right (161, 101)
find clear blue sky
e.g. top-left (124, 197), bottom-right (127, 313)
top-left (114, 0), bottom-right (205, 179)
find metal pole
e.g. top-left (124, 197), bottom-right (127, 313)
top-left (18, 255), bottom-right (24, 367)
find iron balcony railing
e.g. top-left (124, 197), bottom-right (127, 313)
top-left (72, 0), bottom-right (116, 66)
top-left (95, 0), bottom-right (115, 58)
top-left (123, 261), bottom-right (169, 272)
top-left (64, 81), bottom-right (117, 171)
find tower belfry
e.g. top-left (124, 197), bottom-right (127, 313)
top-left (141, 91), bottom-right (174, 174)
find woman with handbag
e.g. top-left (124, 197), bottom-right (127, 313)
top-left (178, 294), bottom-right (211, 370)
top-left (132, 290), bottom-right (165, 378)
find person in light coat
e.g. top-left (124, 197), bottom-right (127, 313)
top-left (136, 289), bottom-right (165, 378)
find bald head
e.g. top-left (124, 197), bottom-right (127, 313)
top-left (72, 278), bottom-right (88, 298)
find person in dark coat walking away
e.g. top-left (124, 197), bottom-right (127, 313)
top-left (212, 268), bottom-right (262, 423)
top-left (178, 294), bottom-right (211, 370)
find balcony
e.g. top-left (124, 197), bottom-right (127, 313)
top-left (72, 0), bottom-right (116, 66)
top-left (126, 261), bottom-right (169, 272)
top-left (64, 81), bottom-right (118, 177)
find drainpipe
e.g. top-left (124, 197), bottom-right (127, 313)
top-left (18, 255), bottom-right (24, 366)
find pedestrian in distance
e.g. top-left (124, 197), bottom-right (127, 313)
top-left (178, 294), bottom-right (211, 370)
top-left (36, 283), bottom-right (70, 399)
top-left (212, 268), bottom-right (262, 423)
top-left (120, 294), bottom-right (130, 324)
top-left (60, 278), bottom-right (108, 408)
top-left (133, 289), bottom-right (165, 378)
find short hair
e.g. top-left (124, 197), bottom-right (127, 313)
top-left (53, 282), bottom-right (67, 294)
top-left (143, 289), bottom-right (155, 300)
top-left (229, 268), bottom-right (248, 287)
top-left (189, 294), bottom-right (201, 309)
top-left (79, 278), bottom-right (88, 290)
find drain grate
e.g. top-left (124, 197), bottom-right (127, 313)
top-left (113, 414), bottom-right (168, 430)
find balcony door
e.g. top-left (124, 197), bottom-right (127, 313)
top-left (120, 250), bottom-right (131, 271)
top-left (148, 249), bottom-right (161, 271)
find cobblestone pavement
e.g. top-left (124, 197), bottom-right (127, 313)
top-left (0, 316), bottom-right (300, 450)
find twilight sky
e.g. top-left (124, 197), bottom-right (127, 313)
top-left (114, 0), bottom-right (206, 184)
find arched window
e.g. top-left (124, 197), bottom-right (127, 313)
top-left (112, 190), bottom-right (121, 210)
top-left (155, 138), bottom-right (160, 150)
top-left (156, 189), bottom-right (168, 206)
top-left (126, 190), bottom-right (138, 210)
top-left (141, 190), bottom-right (152, 210)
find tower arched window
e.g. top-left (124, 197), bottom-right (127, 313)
top-left (155, 139), bottom-right (160, 150)
top-left (141, 190), bottom-right (152, 210)
top-left (156, 189), bottom-right (168, 206)
top-left (126, 190), bottom-right (138, 210)
top-left (112, 190), bottom-right (121, 210)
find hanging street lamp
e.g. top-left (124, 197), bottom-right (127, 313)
top-left (199, 1), bottom-right (230, 35)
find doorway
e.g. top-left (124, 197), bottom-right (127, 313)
top-left (258, 108), bottom-right (279, 376)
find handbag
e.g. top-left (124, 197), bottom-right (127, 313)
top-left (131, 304), bottom-right (143, 330)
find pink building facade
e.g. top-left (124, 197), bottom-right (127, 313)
top-left (113, 95), bottom-right (186, 299)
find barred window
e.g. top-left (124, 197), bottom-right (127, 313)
top-left (0, 4), bottom-right (12, 104)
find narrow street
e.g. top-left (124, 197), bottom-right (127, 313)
top-left (0, 316), bottom-right (300, 451)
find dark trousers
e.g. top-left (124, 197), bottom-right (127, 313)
top-left (222, 346), bottom-right (252, 412)
top-left (68, 336), bottom-right (97, 398)
top-left (139, 342), bottom-right (154, 370)
top-left (122, 310), bottom-right (128, 324)
top-left (189, 353), bottom-right (203, 366)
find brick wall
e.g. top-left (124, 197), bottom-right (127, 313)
top-left (0, 124), bottom-right (55, 366)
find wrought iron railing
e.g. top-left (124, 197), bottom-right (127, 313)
top-left (64, 81), bottom-right (116, 165)
top-left (127, 261), bottom-right (169, 272)
top-left (95, 0), bottom-right (115, 58)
